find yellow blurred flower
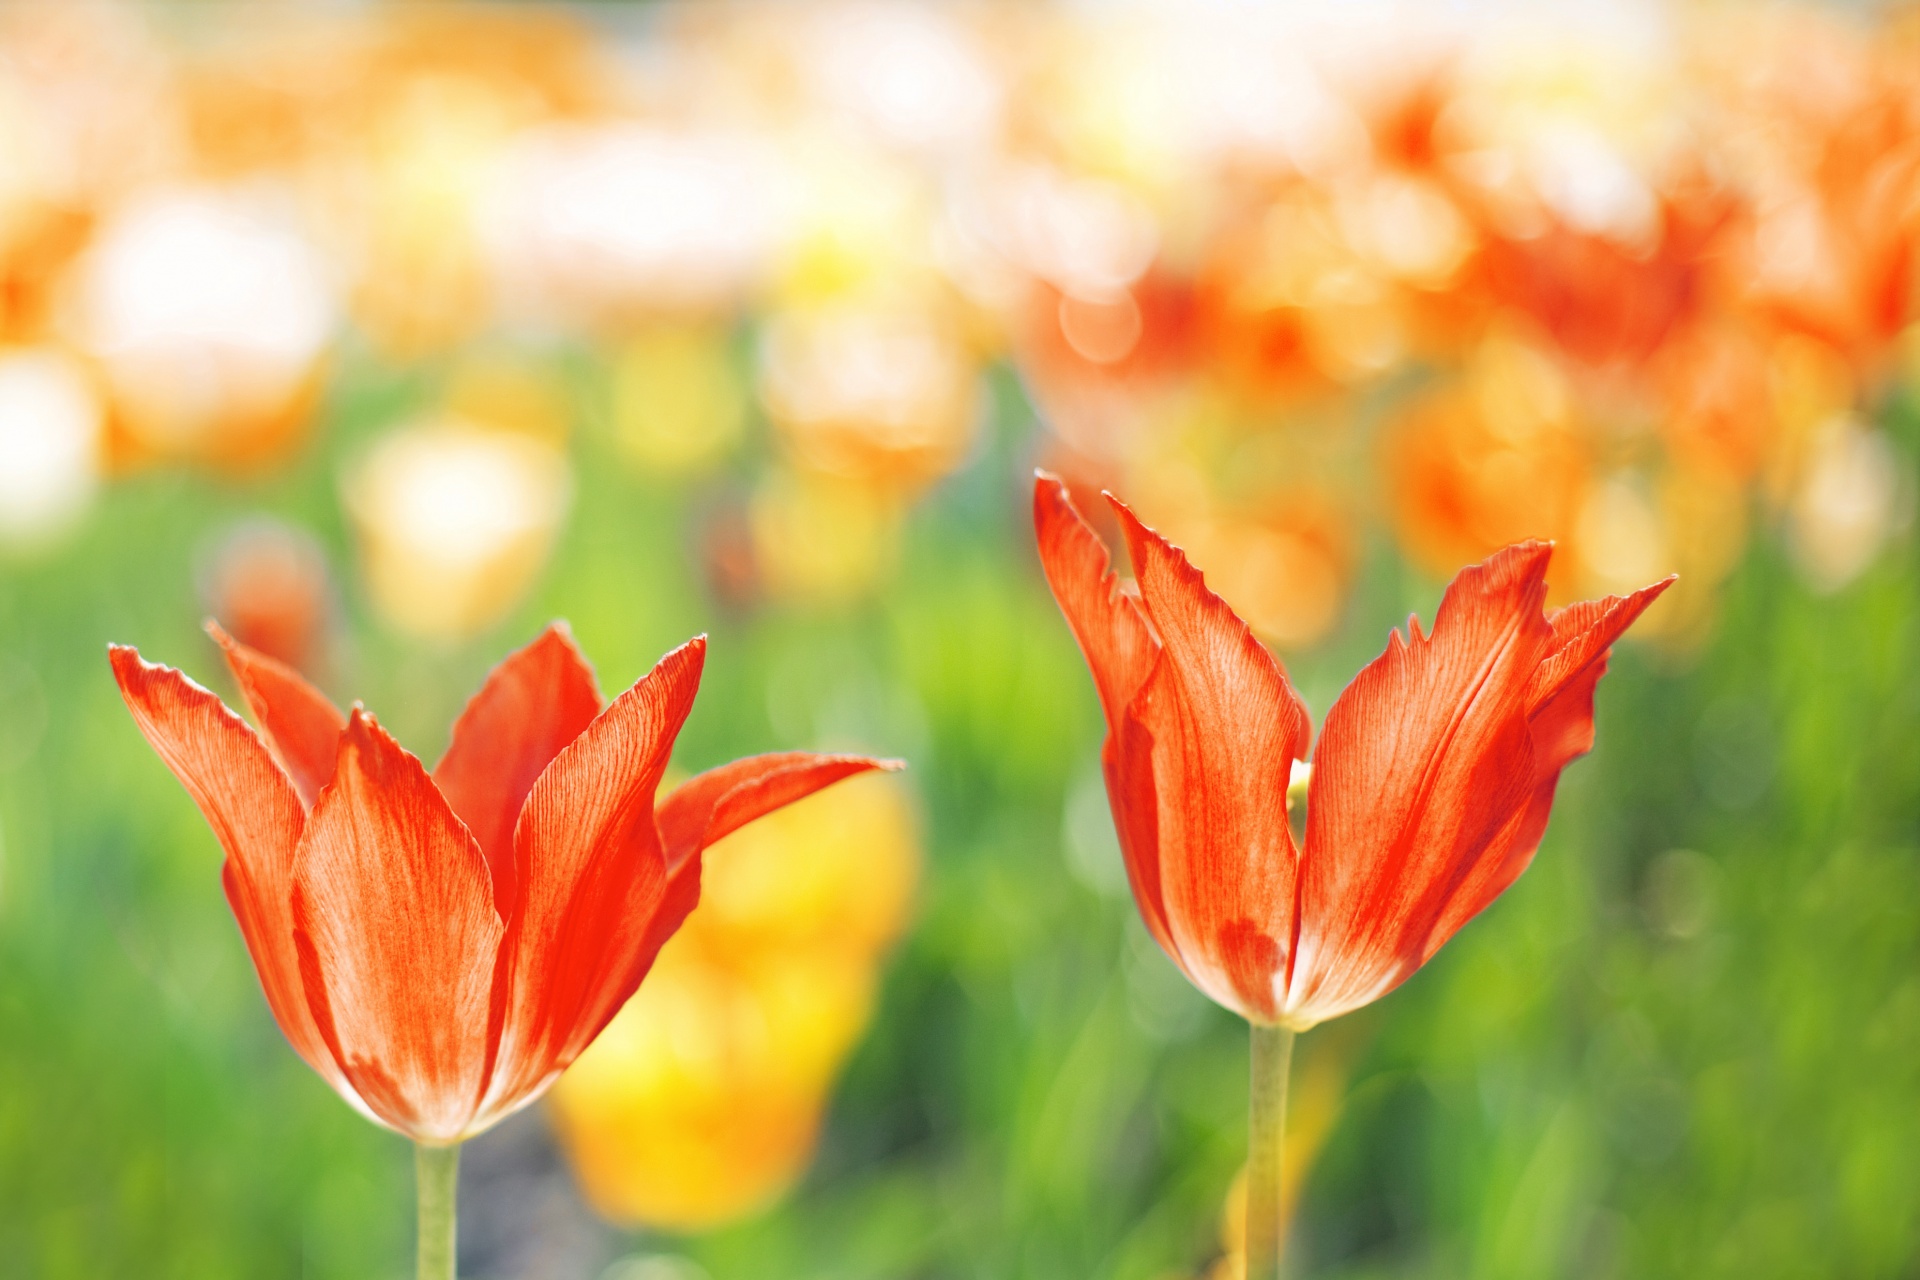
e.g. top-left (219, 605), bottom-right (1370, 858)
top-left (441, 349), bottom-right (574, 445)
top-left (313, 5), bottom-right (614, 357)
top-left (611, 324), bottom-right (748, 478)
top-left (342, 417), bottom-right (571, 641)
top-left (749, 466), bottom-right (907, 604)
top-left (550, 770), bottom-right (920, 1232)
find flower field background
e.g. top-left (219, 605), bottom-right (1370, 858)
top-left (2, 1), bottom-right (1920, 1276)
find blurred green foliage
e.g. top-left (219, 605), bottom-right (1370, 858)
top-left (0, 347), bottom-right (1916, 1279)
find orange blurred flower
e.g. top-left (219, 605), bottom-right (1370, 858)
top-left (198, 518), bottom-right (335, 674)
top-left (1384, 334), bottom-right (1591, 582)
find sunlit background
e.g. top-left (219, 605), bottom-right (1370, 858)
top-left (2, 0), bottom-right (1918, 1275)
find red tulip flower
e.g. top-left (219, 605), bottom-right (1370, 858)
top-left (1033, 472), bottom-right (1669, 1279)
top-left (110, 622), bottom-right (894, 1277)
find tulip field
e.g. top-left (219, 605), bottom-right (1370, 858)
top-left (4, 2), bottom-right (1920, 1278)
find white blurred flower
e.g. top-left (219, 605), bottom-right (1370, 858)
top-left (68, 184), bottom-right (335, 458)
top-left (1790, 418), bottom-right (1910, 594)
top-left (0, 347), bottom-right (103, 547)
top-left (343, 419), bottom-right (572, 640)
top-left (800, 4), bottom-right (1003, 156)
top-left (963, 163), bottom-right (1159, 300)
top-left (484, 125), bottom-right (783, 323)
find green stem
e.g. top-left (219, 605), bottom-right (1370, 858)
top-left (415, 1142), bottom-right (460, 1280)
top-left (1246, 1022), bottom-right (1296, 1280)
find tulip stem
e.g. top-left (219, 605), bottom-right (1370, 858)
top-left (415, 1142), bottom-right (460, 1280)
top-left (1246, 1022), bottom-right (1296, 1280)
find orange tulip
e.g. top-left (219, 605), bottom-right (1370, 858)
top-left (108, 623), bottom-right (893, 1144)
top-left (1035, 470), bottom-right (1668, 1279)
top-left (1035, 471), bottom-right (1669, 1028)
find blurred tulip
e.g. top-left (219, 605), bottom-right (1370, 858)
top-left (441, 351), bottom-right (573, 445)
top-left (0, 345), bottom-right (104, 548)
top-left (0, 194), bottom-right (92, 344)
top-left (343, 418), bottom-right (571, 641)
top-left (550, 770), bottom-right (919, 1231)
top-left (1701, 10), bottom-right (1920, 366)
top-left (68, 184), bottom-right (335, 468)
top-left (343, 76), bottom-right (525, 359)
top-left (1788, 417), bottom-right (1910, 594)
top-left (1015, 267), bottom-right (1196, 462)
top-left (611, 324), bottom-right (748, 478)
top-left (1193, 184), bottom-right (1427, 402)
top-left (485, 124), bottom-right (781, 329)
top-left (770, 137), bottom-right (937, 307)
top-left (197, 518), bottom-right (334, 674)
top-left (750, 466), bottom-right (906, 604)
top-left (311, 6), bottom-right (612, 359)
top-left (759, 300), bottom-right (979, 489)
top-left (792, 3), bottom-right (1003, 158)
top-left (1386, 337), bottom-right (1591, 582)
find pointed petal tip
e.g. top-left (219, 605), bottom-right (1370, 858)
top-left (826, 754), bottom-right (908, 775)
top-left (108, 642), bottom-right (175, 687)
top-left (532, 618), bottom-right (584, 652)
top-left (107, 642), bottom-right (150, 688)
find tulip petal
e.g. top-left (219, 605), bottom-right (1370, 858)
top-left (209, 622), bottom-right (345, 810)
top-left (109, 645), bottom-right (351, 1096)
top-left (1290, 542), bottom-right (1554, 1026)
top-left (1032, 475), bottom-right (1179, 960)
top-left (478, 637), bottom-right (705, 1123)
top-left (1112, 497), bottom-right (1313, 1022)
top-left (1528, 577), bottom-right (1676, 712)
top-left (291, 709), bottom-right (503, 1142)
top-left (1427, 576), bottom-right (1676, 940)
top-left (657, 752), bottom-right (902, 868)
top-left (1033, 473), bottom-right (1158, 733)
top-left (434, 624), bottom-right (603, 919)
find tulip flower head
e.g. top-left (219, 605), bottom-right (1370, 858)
top-left (1034, 472), bottom-right (1671, 1030)
top-left (109, 622), bottom-right (894, 1144)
